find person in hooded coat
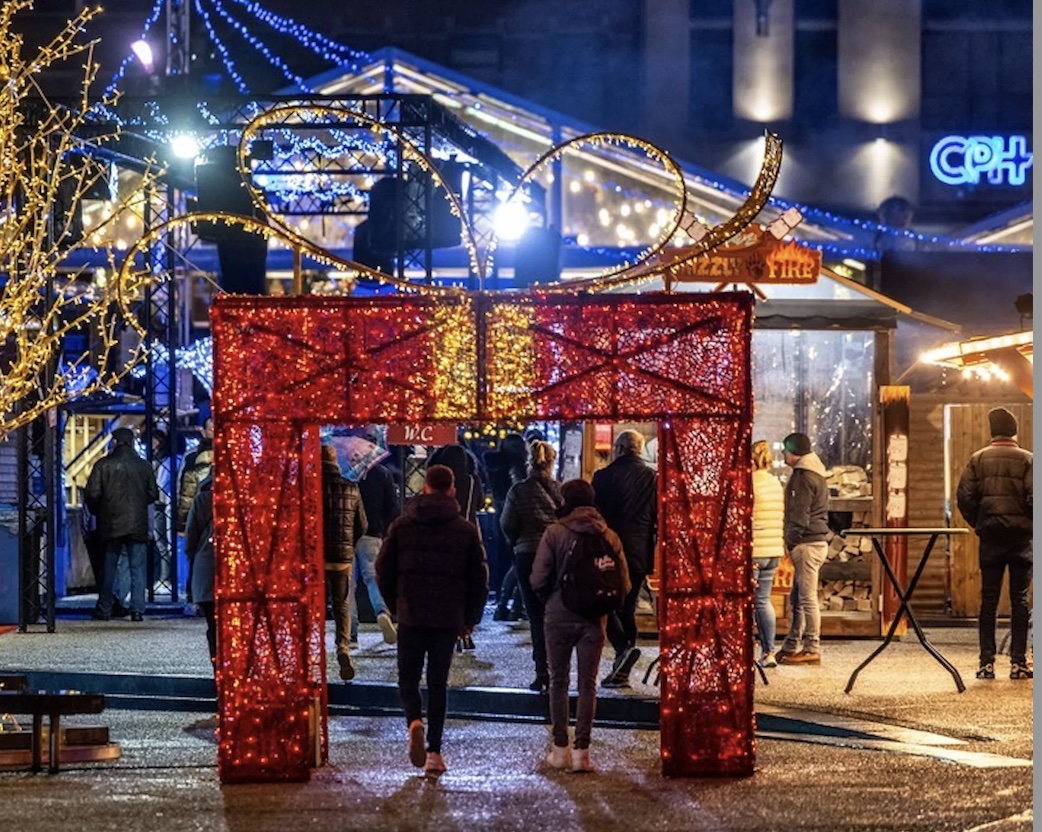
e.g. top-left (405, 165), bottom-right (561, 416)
top-left (776, 432), bottom-right (829, 665)
top-left (531, 478), bottom-right (629, 773)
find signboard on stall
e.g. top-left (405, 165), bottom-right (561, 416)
top-left (386, 423), bottom-right (458, 446)
top-left (664, 225), bottom-right (821, 286)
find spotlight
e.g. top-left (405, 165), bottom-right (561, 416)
top-left (493, 200), bottom-right (531, 242)
top-left (131, 40), bottom-right (154, 74)
top-left (170, 134), bottom-right (200, 160)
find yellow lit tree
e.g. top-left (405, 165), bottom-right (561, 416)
top-left (0, 1), bottom-right (165, 438)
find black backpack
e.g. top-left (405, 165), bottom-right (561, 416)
top-left (559, 531), bottom-right (626, 618)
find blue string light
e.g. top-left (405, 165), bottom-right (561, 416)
top-left (193, 0), bottom-right (251, 94)
top-left (222, 0), bottom-right (367, 70)
top-left (204, 0), bottom-right (312, 91)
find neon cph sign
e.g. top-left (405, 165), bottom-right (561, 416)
top-left (929, 135), bottom-right (1033, 187)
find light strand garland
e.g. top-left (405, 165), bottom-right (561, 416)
top-left (0, 1), bottom-right (169, 438)
top-left (192, 0), bottom-right (251, 95)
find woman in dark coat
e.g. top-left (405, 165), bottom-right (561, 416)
top-left (500, 440), bottom-right (562, 692)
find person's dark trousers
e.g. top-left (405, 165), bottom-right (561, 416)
top-left (397, 625), bottom-right (458, 754)
top-left (513, 548), bottom-right (548, 683)
top-left (979, 541), bottom-right (1033, 666)
top-left (198, 600), bottom-right (217, 666)
top-left (325, 569), bottom-right (352, 657)
top-left (607, 569), bottom-right (647, 658)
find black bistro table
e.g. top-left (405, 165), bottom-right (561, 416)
top-left (839, 527), bottom-right (970, 694)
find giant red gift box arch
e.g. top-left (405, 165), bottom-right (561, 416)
top-left (211, 290), bottom-right (755, 782)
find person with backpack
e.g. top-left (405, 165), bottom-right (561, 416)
top-left (531, 478), bottom-right (630, 774)
top-left (500, 440), bottom-right (563, 693)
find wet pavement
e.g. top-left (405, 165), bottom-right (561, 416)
top-left (0, 607), bottom-right (1033, 831)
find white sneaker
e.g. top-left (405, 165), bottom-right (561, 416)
top-left (377, 612), bottom-right (398, 645)
top-left (545, 744), bottom-right (571, 769)
top-left (571, 747), bottom-right (594, 773)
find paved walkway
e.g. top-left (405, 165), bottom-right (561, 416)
top-left (0, 611), bottom-right (1033, 831)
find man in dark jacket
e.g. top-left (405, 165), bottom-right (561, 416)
top-left (85, 427), bottom-right (160, 621)
top-left (957, 407), bottom-right (1033, 680)
top-left (777, 432), bottom-right (829, 665)
top-left (376, 464), bottom-right (488, 777)
top-left (322, 444), bottom-right (367, 681)
top-left (592, 429), bottom-right (656, 687)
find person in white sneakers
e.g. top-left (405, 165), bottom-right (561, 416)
top-left (531, 478), bottom-right (629, 773)
top-left (376, 464), bottom-right (488, 776)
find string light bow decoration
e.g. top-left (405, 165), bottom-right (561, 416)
top-left (0, 1), bottom-right (170, 439)
top-left (123, 102), bottom-right (782, 783)
top-left (115, 102), bottom-right (782, 314)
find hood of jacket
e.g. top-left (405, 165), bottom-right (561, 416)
top-left (793, 452), bottom-right (827, 478)
top-left (405, 491), bottom-right (462, 524)
top-left (558, 505), bottom-right (608, 536)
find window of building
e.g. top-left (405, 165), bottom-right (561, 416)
top-left (688, 28), bottom-right (733, 129)
top-left (689, 0), bottom-right (734, 20)
top-left (921, 30), bottom-right (1032, 130)
top-left (793, 26), bottom-right (838, 125)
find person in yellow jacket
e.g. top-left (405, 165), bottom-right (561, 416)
top-left (751, 440), bottom-right (785, 668)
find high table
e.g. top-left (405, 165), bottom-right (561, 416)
top-left (839, 527), bottom-right (971, 694)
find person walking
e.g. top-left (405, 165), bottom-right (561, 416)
top-left (352, 453), bottom-right (400, 648)
top-left (531, 478), bottom-right (629, 773)
top-left (592, 430), bottom-right (656, 687)
top-left (500, 440), bottom-right (562, 693)
top-left (184, 471), bottom-right (216, 669)
top-left (956, 407), bottom-right (1033, 680)
top-left (777, 432), bottom-right (829, 665)
top-left (376, 464), bottom-right (488, 777)
top-left (751, 440), bottom-right (785, 668)
top-left (321, 444), bottom-right (367, 682)
top-left (85, 427), bottom-right (159, 621)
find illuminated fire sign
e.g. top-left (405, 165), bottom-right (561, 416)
top-left (665, 225), bottom-right (821, 286)
top-left (929, 135), bottom-right (1033, 187)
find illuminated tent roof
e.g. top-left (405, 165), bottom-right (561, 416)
top-left (296, 48), bottom-right (879, 259)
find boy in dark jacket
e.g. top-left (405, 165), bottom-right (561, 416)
top-left (376, 464), bottom-right (488, 776)
top-left (957, 407), bottom-right (1033, 680)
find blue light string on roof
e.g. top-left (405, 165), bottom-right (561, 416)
top-left (101, 0), bottom-right (166, 101)
top-left (223, 0), bottom-right (368, 70)
top-left (193, 0), bottom-right (251, 94)
top-left (204, 0), bottom-right (312, 91)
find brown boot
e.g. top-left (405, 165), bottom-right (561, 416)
top-left (784, 651), bottom-right (821, 665)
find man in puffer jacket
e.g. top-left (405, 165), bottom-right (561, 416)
top-left (957, 407), bottom-right (1033, 681)
top-left (85, 428), bottom-right (159, 621)
top-left (322, 444), bottom-right (367, 682)
top-left (376, 464), bottom-right (488, 777)
top-left (777, 432), bottom-right (829, 665)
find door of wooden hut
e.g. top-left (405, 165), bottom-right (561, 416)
top-left (946, 403), bottom-right (1033, 617)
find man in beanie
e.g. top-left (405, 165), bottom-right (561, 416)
top-left (777, 432), bottom-right (829, 664)
top-left (85, 428), bottom-right (159, 621)
top-left (957, 407), bottom-right (1033, 680)
top-left (592, 429), bottom-right (657, 687)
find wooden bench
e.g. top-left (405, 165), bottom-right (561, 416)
top-left (0, 690), bottom-right (105, 773)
